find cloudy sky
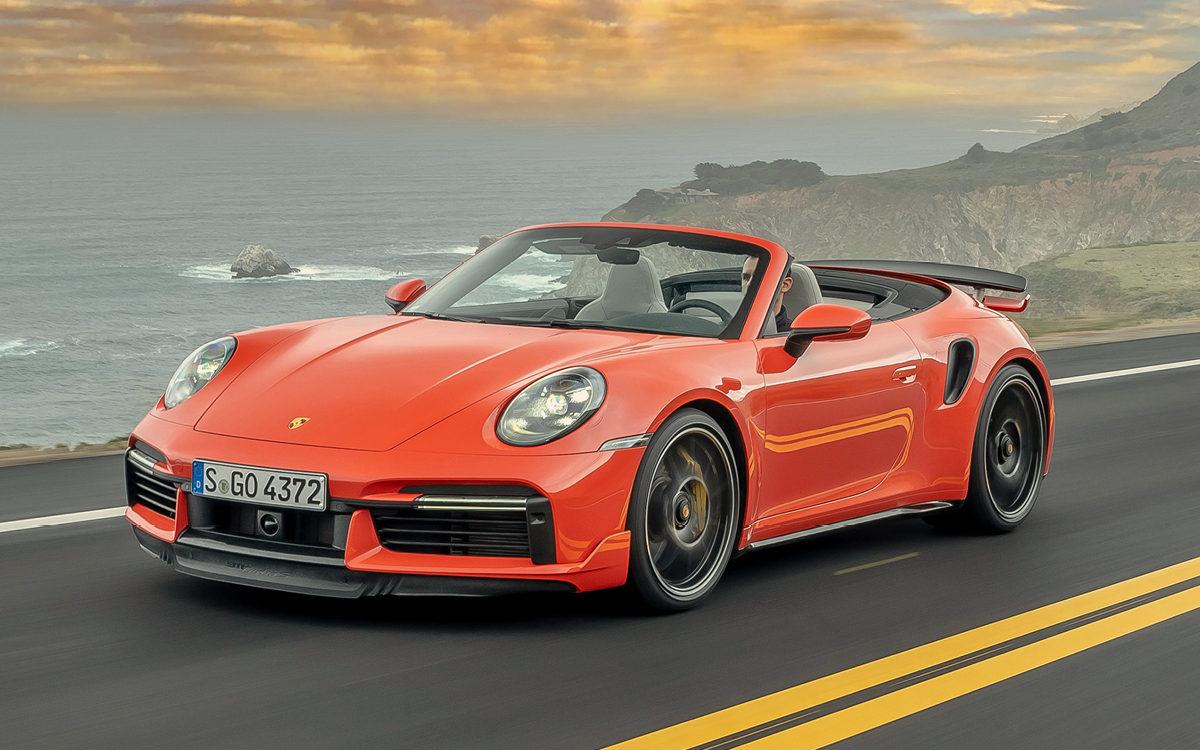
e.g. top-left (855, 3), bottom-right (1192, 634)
top-left (2, 0), bottom-right (1198, 118)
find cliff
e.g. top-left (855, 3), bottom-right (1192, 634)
top-left (605, 62), bottom-right (1200, 274)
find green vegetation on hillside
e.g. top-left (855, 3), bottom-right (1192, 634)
top-left (609, 159), bottom-right (827, 221)
top-left (619, 189), bottom-right (667, 221)
top-left (1017, 240), bottom-right (1200, 333)
top-left (835, 144), bottom-right (1097, 194)
top-left (684, 159), bottom-right (826, 195)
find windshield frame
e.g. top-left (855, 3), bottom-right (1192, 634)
top-left (402, 225), bottom-right (774, 340)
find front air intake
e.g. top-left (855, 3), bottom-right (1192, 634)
top-left (370, 496), bottom-right (556, 563)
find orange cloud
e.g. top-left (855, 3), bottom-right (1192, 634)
top-left (940, 0), bottom-right (1077, 17)
top-left (1, 0), bottom-right (919, 111)
top-left (0, 0), bottom-right (1196, 115)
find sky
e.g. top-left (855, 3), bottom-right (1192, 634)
top-left (2, 0), bottom-right (1199, 119)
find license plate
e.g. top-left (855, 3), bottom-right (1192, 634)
top-left (192, 460), bottom-right (327, 511)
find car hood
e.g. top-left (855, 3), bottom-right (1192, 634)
top-left (195, 316), bottom-right (649, 451)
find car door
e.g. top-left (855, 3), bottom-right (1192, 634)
top-left (753, 319), bottom-right (924, 522)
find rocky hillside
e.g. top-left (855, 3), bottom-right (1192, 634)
top-left (605, 62), bottom-right (1200, 273)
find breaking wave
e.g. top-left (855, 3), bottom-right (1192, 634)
top-left (390, 244), bottom-right (478, 261)
top-left (0, 339), bottom-right (60, 359)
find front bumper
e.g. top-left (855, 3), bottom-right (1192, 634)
top-left (124, 426), bottom-right (638, 597)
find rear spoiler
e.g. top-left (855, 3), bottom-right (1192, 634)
top-left (806, 259), bottom-right (1029, 313)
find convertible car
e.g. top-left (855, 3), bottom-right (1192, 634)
top-left (126, 223), bottom-right (1053, 611)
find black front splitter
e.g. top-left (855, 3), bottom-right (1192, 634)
top-left (133, 527), bottom-right (573, 598)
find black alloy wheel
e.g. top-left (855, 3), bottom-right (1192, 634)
top-left (934, 364), bottom-right (1047, 532)
top-left (627, 409), bottom-right (740, 611)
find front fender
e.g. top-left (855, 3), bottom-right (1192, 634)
top-left (403, 338), bottom-right (765, 457)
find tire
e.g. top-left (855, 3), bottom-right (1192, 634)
top-left (930, 364), bottom-right (1047, 533)
top-left (627, 409), bottom-right (741, 612)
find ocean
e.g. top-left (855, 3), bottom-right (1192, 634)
top-left (0, 110), bottom-right (1043, 446)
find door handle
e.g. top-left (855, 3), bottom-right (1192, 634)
top-left (892, 366), bottom-right (917, 384)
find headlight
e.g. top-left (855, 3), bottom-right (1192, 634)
top-left (497, 367), bottom-right (606, 446)
top-left (164, 337), bottom-right (237, 409)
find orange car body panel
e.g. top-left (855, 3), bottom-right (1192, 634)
top-left (125, 222), bottom-right (1054, 594)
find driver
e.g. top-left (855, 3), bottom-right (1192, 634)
top-left (742, 257), bottom-right (794, 331)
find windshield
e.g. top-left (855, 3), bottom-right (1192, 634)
top-left (404, 226), bottom-right (769, 338)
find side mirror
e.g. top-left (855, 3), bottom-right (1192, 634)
top-left (385, 279), bottom-right (427, 313)
top-left (784, 303), bottom-right (871, 358)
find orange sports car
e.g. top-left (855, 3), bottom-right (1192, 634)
top-left (126, 223), bottom-right (1053, 611)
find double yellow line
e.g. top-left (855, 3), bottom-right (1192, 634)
top-left (606, 555), bottom-right (1200, 750)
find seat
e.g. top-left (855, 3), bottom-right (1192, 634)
top-left (763, 263), bottom-right (824, 335)
top-left (575, 257), bottom-right (668, 321)
top-left (784, 262), bottom-right (822, 315)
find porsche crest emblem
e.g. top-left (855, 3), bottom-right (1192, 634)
top-left (288, 417), bottom-right (311, 430)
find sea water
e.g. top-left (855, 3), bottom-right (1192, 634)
top-left (0, 111), bottom-right (1041, 446)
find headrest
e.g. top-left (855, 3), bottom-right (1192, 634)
top-left (574, 257), bottom-right (667, 321)
top-left (604, 257), bottom-right (666, 305)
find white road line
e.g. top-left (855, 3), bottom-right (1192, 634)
top-left (1, 358), bottom-right (1198, 534)
top-left (0, 506), bottom-right (126, 534)
top-left (1050, 357), bottom-right (1200, 386)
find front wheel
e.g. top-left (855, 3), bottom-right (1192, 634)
top-left (627, 409), bottom-right (740, 612)
top-left (933, 364), bottom-right (1047, 533)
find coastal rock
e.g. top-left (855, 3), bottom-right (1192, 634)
top-left (230, 245), bottom-right (297, 278)
top-left (477, 235), bottom-right (499, 253)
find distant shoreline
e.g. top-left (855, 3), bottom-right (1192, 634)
top-left (0, 438), bottom-right (128, 468)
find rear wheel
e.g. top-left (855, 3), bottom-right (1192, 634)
top-left (627, 409), bottom-right (740, 612)
top-left (931, 364), bottom-right (1047, 532)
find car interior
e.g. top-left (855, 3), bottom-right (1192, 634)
top-left (429, 250), bottom-right (948, 339)
top-left (661, 262), bottom-right (948, 336)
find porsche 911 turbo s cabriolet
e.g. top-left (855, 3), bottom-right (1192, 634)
top-left (126, 223), bottom-right (1053, 611)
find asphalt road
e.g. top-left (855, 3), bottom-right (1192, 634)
top-left (3, 332), bottom-right (1200, 749)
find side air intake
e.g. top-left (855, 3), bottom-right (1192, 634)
top-left (944, 338), bottom-right (976, 405)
